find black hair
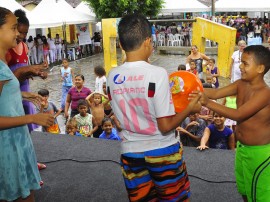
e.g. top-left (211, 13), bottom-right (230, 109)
top-left (101, 117), bottom-right (113, 126)
top-left (178, 64), bottom-right (186, 71)
top-left (75, 74), bottom-right (85, 81)
top-left (77, 99), bottom-right (88, 108)
top-left (43, 38), bottom-right (48, 45)
top-left (209, 58), bottom-right (215, 63)
top-left (27, 36), bottom-right (33, 43)
top-left (0, 7), bottom-right (12, 27)
top-left (243, 45), bottom-right (270, 74)
top-left (94, 65), bottom-right (106, 77)
top-left (118, 14), bottom-right (151, 52)
top-left (38, 89), bottom-right (49, 96)
top-left (14, 9), bottom-right (29, 27)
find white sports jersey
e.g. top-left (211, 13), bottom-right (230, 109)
top-left (107, 61), bottom-right (177, 153)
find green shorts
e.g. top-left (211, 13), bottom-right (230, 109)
top-left (235, 141), bottom-right (270, 202)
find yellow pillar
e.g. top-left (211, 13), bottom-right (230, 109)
top-left (192, 17), bottom-right (236, 77)
top-left (102, 18), bottom-right (118, 75)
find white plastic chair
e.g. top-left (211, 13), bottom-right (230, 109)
top-left (167, 34), bottom-right (174, 46)
top-left (157, 34), bottom-right (165, 46)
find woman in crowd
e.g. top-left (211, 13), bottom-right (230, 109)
top-left (186, 45), bottom-right (210, 79)
top-left (64, 74), bottom-right (92, 118)
top-left (229, 40), bottom-right (246, 83)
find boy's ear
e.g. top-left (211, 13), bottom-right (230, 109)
top-left (257, 64), bottom-right (265, 74)
top-left (144, 37), bottom-right (152, 48)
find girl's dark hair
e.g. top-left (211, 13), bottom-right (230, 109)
top-left (0, 7), bottom-right (12, 27)
top-left (101, 117), bottom-right (113, 126)
top-left (94, 66), bottom-right (106, 77)
top-left (43, 38), bottom-right (48, 45)
top-left (14, 9), bottom-right (29, 26)
top-left (38, 89), bottom-right (49, 96)
top-left (118, 14), bottom-right (151, 52)
top-left (75, 74), bottom-right (85, 81)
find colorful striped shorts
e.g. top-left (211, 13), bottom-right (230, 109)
top-left (120, 143), bottom-right (190, 202)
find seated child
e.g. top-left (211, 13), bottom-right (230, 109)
top-left (99, 117), bottom-right (121, 141)
top-left (205, 75), bottom-right (216, 88)
top-left (37, 89), bottom-right (62, 134)
top-left (197, 112), bottom-right (235, 150)
top-left (86, 92), bottom-right (109, 138)
top-left (177, 113), bottom-right (207, 147)
top-left (74, 99), bottom-right (98, 137)
top-left (206, 58), bottom-right (220, 88)
top-left (66, 118), bottom-right (82, 137)
top-left (189, 60), bottom-right (199, 78)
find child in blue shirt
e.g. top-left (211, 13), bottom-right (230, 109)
top-left (99, 117), bottom-right (121, 141)
top-left (66, 118), bottom-right (82, 137)
top-left (197, 112), bottom-right (235, 150)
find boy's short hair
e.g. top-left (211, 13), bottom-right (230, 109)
top-left (243, 45), bottom-right (270, 74)
top-left (38, 89), bottom-right (49, 96)
top-left (118, 14), bottom-right (151, 52)
top-left (77, 99), bottom-right (88, 108)
top-left (209, 58), bottom-right (215, 63)
top-left (178, 64), bottom-right (186, 71)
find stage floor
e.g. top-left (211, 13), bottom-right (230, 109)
top-left (32, 132), bottom-right (241, 202)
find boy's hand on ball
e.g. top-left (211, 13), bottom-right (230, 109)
top-left (188, 91), bottom-right (201, 113)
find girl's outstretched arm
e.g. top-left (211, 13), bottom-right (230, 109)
top-left (0, 114), bottom-right (54, 130)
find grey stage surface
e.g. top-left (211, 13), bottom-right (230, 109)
top-left (31, 132), bottom-right (242, 202)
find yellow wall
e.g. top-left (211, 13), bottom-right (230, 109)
top-left (48, 23), bottom-right (94, 43)
top-left (192, 17), bottom-right (236, 77)
top-left (102, 18), bottom-right (118, 75)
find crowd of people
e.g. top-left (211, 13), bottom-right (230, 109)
top-left (152, 15), bottom-right (270, 47)
top-left (25, 31), bottom-right (102, 66)
top-left (1, 6), bottom-right (270, 202)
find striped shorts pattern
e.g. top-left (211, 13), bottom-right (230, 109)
top-left (120, 143), bottom-right (190, 202)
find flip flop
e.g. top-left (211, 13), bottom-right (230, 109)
top-left (37, 163), bottom-right (47, 170)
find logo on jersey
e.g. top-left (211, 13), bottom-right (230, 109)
top-left (113, 74), bottom-right (126, 84)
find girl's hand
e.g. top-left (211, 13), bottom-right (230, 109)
top-left (32, 113), bottom-right (54, 127)
top-left (196, 145), bottom-right (209, 151)
top-left (22, 92), bottom-right (43, 107)
top-left (64, 112), bottom-right (69, 119)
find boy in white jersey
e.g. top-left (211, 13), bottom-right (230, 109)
top-left (107, 14), bottom-right (201, 202)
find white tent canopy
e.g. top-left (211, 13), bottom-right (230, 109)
top-left (0, 0), bottom-right (29, 13)
top-left (215, 0), bottom-right (270, 12)
top-left (75, 2), bottom-right (95, 17)
top-left (161, 0), bottom-right (210, 14)
top-left (28, 0), bottom-right (96, 29)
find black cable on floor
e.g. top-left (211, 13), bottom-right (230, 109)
top-left (40, 158), bottom-right (236, 184)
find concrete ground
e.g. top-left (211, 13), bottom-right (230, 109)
top-left (30, 49), bottom-right (270, 133)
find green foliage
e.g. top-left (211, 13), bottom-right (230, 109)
top-left (83, 0), bottom-right (164, 20)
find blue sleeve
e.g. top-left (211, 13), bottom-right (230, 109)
top-left (0, 62), bottom-right (13, 82)
top-left (224, 127), bottom-right (233, 137)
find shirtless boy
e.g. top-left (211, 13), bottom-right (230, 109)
top-left (197, 45), bottom-right (270, 202)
